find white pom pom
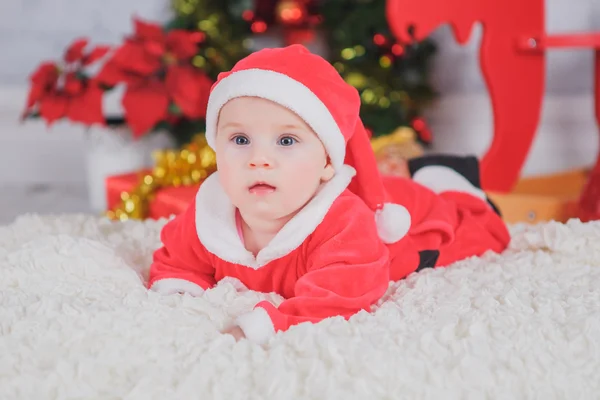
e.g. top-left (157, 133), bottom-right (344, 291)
top-left (375, 203), bottom-right (411, 244)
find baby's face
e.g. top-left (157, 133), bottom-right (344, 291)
top-left (215, 97), bottom-right (334, 221)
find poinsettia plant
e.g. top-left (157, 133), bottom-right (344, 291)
top-left (22, 17), bottom-right (214, 145)
top-left (21, 39), bottom-right (110, 126)
top-left (96, 18), bottom-right (213, 139)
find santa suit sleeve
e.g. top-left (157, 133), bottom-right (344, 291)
top-left (147, 201), bottom-right (216, 296)
top-left (235, 196), bottom-right (390, 344)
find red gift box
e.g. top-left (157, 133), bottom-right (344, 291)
top-left (106, 170), bottom-right (200, 219)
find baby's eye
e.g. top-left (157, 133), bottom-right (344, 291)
top-left (232, 135), bottom-right (249, 145)
top-left (278, 136), bottom-right (297, 146)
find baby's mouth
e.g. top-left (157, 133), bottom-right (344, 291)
top-left (248, 182), bottom-right (276, 195)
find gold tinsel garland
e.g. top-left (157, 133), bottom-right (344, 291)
top-left (107, 127), bottom-right (422, 221)
top-left (371, 126), bottom-right (422, 158)
top-left (106, 134), bottom-right (217, 221)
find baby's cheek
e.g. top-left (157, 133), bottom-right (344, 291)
top-left (283, 163), bottom-right (322, 195)
top-left (217, 166), bottom-right (242, 199)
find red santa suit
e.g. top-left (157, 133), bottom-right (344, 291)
top-left (147, 44), bottom-right (510, 344)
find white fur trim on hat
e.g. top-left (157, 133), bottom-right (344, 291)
top-left (375, 203), bottom-right (411, 244)
top-left (204, 68), bottom-right (347, 169)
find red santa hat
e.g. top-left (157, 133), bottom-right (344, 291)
top-left (204, 44), bottom-right (411, 243)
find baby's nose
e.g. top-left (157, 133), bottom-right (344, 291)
top-left (248, 155), bottom-right (273, 168)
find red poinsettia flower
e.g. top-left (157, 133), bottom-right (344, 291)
top-left (64, 38), bottom-right (111, 65)
top-left (22, 38), bottom-right (110, 126)
top-left (37, 73), bottom-right (105, 126)
top-left (97, 17), bottom-right (212, 137)
top-left (22, 62), bottom-right (60, 119)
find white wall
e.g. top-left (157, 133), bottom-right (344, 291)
top-left (0, 0), bottom-right (598, 185)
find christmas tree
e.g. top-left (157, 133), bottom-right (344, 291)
top-left (168, 0), bottom-right (437, 142)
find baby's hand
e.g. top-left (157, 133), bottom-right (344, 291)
top-left (223, 325), bottom-right (246, 341)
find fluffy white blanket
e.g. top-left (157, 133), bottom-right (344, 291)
top-left (1, 214), bottom-right (599, 399)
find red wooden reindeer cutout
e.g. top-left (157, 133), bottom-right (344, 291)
top-left (386, 0), bottom-right (546, 192)
top-left (387, 0), bottom-right (600, 221)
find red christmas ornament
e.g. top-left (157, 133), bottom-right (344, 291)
top-left (391, 43), bottom-right (404, 56)
top-left (411, 117), bottom-right (425, 131)
top-left (373, 34), bottom-right (386, 46)
top-left (412, 117), bottom-right (433, 144)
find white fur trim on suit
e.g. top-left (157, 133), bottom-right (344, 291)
top-left (204, 68), bottom-right (346, 169)
top-left (149, 278), bottom-right (205, 297)
top-left (412, 165), bottom-right (487, 201)
top-left (236, 307), bottom-right (276, 345)
top-left (195, 165), bottom-right (356, 269)
top-left (375, 203), bottom-right (412, 244)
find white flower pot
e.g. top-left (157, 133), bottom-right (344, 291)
top-left (84, 126), bottom-right (175, 214)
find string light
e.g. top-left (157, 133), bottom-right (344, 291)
top-left (379, 55), bottom-right (392, 68)
top-left (242, 10), bottom-right (254, 21)
top-left (277, 0), bottom-right (305, 24)
top-left (192, 55), bottom-right (206, 67)
top-left (373, 34), bottom-right (386, 46)
top-left (345, 72), bottom-right (367, 89)
top-left (378, 97), bottom-right (390, 108)
top-left (251, 21), bottom-right (267, 33)
top-left (392, 44), bottom-right (404, 56)
top-left (354, 45), bottom-right (365, 56)
top-left (198, 20), bottom-right (213, 31)
top-left (205, 47), bottom-right (217, 58)
top-left (333, 62), bottom-right (345, 73)
top-left (341, 48), bottom-right (356, 60)
top-left (361, 89), bottom-right (376, 104)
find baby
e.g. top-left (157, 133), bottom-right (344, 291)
top-left (147, 45), bottom-right (510, 344)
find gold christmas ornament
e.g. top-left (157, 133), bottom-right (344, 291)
top-left (371, 127), bottom-right (424, 177)
top-left (106, 134), bottom-right (217, 221)
top-left (371, 126), bottom-right (419, 155)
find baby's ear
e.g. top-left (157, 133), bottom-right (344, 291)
top-left (321, 163), bottom-right (335, 182)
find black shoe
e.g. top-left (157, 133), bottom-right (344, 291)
top-left (408, 154), bottom-right (502, 217)
top-left (416, 250), bottom-right (439, 272)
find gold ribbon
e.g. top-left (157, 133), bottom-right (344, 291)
top-left (106, 134), bottom-right (217, 221)
top-left (370, 126), bottom-right (418, 155)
